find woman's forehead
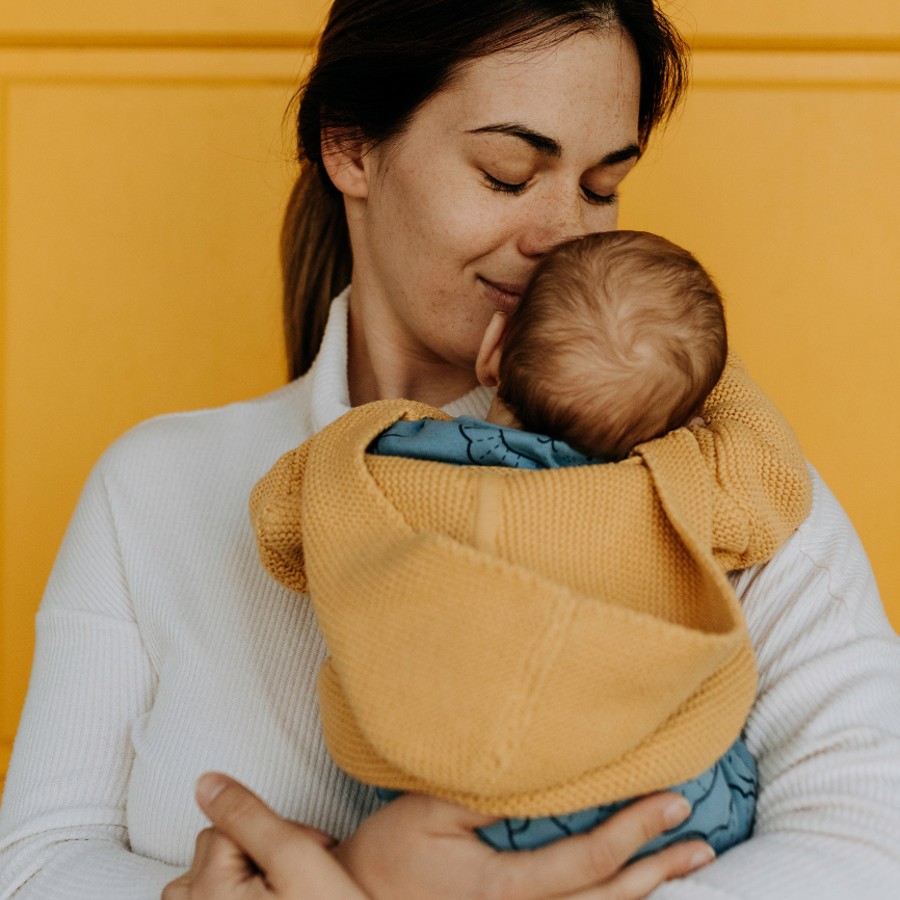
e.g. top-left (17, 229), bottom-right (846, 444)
top-left (425, 29), bottom-right (641, 154)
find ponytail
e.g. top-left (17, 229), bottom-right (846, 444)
top-left (280, 166), bottom-right (351, 379)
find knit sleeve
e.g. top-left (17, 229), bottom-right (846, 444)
top-left (250, 438), bottom-right (313, 594)
top-left (649, 471), bottom-right (900, 898)
top-left (0, 457), bottom-right (183, 899)
top-left (665, 352), bottom-right (812, 571)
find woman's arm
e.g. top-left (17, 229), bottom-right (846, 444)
top-left (650, 469), bottom-right (900, 898)
top-left (0, 460), bottom-right (182, 899)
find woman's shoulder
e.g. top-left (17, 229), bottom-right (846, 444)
top-left (794, 466), bottom-right (879, 596)
top-left (735, 464), bottom-right (891, 639)
top-left (94, 376), bottom-right (316, 491)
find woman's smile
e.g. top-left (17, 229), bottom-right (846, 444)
top-left (477, 276), bottom-right (528, 314)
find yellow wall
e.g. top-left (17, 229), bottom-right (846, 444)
top-left (2, 2), bottom-right (898, 783)
top-left (619, 23), bottom-right (900, 639)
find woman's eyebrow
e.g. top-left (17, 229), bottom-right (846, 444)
top-left (603, 143), bottom-right (641, 165)
top-left (466, 123), bottom-right (640, 166)
top-left (466, 123), bottom-right (562, 157)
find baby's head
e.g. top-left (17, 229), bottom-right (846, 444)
top-left (478, 230), bottom-right (727, 460)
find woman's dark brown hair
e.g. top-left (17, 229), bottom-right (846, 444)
top-left (282, 0), bottom-right (689, 379)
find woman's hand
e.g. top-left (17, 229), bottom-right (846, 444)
top-left (336, 789), bottom-right (714, 899)
top-left (163, 774), bottom-right (714, 900)
top-left (161, 773), bottom-right (366, 899)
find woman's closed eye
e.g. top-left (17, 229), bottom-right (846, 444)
top-left (483, 172), bottom-right (617, 206)
top-left (484, 172), bottom-right (528, 195)
top-left (582, 186), bottom-right (618, 206)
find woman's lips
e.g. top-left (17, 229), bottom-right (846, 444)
top-left (479, 277), bottom-right (525, 314)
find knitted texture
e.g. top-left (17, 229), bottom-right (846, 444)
top-left (251, 353), bottom-right (812, 816)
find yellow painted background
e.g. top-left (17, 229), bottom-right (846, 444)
top-left (1, 3), bottom-right (898, 782)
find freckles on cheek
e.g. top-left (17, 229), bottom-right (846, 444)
top-left (393, 184), bottom-right (451, 256)
top-left (441, 205), bottom-right (482, 244)
top-left (420, 185), bottom-right (466, 238)
top-left (424, 169), bottom-right (488, 240)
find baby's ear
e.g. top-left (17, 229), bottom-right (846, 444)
top-left (475, 311), bottom-right (507, 388)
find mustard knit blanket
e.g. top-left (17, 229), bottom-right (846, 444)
top-left (251, 353), bottom-right (811, 816)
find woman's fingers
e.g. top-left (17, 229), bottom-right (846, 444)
top-left (192, 828), bottom-right (261, 894)
top-left (162, 827), bottom-right (257, 899)
top-left (190, 827), bottom-right (217, 870)
top-left (196, 775), bottom-right (329, 880)
top-left (491, 793), bottom-right (706, 900)
top-left (194, 772), bottom-right (366, 899)
top-left (571, 840), bottom-right (714, 899)
top-left (161, 875), bottom-right (190, 900)
top-left (198, 773), bottom-right (336, 840)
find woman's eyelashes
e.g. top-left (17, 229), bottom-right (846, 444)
top-left (582, 186), bottom-right (618, 206)
top-left (483, 172), bottom-right (528, 195)
top-left (483, 172), bottom-right (617, 206)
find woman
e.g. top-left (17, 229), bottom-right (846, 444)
top-left (2, 2), bottom-right (899, 898)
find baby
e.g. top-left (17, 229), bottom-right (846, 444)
top-left (252, 231), bottom-right (811, 861)
top-left (367, 230), bottom-right (751, 854)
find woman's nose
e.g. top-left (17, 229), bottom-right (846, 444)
top-left (517, 193), bottom-right (595, 259)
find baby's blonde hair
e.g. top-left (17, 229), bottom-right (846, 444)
top-left (498, 230), bottom-right (727, 460)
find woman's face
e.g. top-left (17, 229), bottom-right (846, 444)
top-left (346, 26), bottom-right (642, 388)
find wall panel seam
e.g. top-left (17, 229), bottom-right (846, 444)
top-left (0, 34), bottom-right (898, 53)
top-left (691, 80), bottom-right (900, 91)
top-left (692, 36), bottom-right (900, 54)
top-left (0, 48), bottom-right (314, 82)
top-left (3, 77), bottom-right (304, 88)
top-left (0, 34), bottom-right (318, 51)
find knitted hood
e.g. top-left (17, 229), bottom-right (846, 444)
top-left (251, 354), bottom-right (811, 816)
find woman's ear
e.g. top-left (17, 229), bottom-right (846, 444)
top-left (320, 128), bottom-right (371, 198)
top-left (475, 311), bottom-right (508, 388)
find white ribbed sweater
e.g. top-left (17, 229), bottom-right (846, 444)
top-left (2, 291), bottom-right (900, 899)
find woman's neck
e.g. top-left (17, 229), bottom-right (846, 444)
top-left (347, 297), bottom-right (479, 408)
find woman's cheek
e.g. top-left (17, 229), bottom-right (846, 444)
top-left (438, 183), bottom-right (498, 238)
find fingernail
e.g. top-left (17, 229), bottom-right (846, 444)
top-left (663, 796), bottom-right (691, 828)
top-left (196, 772), bottom-right (229, 806)
top-left (690, 846), bottom-right (716, 871)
